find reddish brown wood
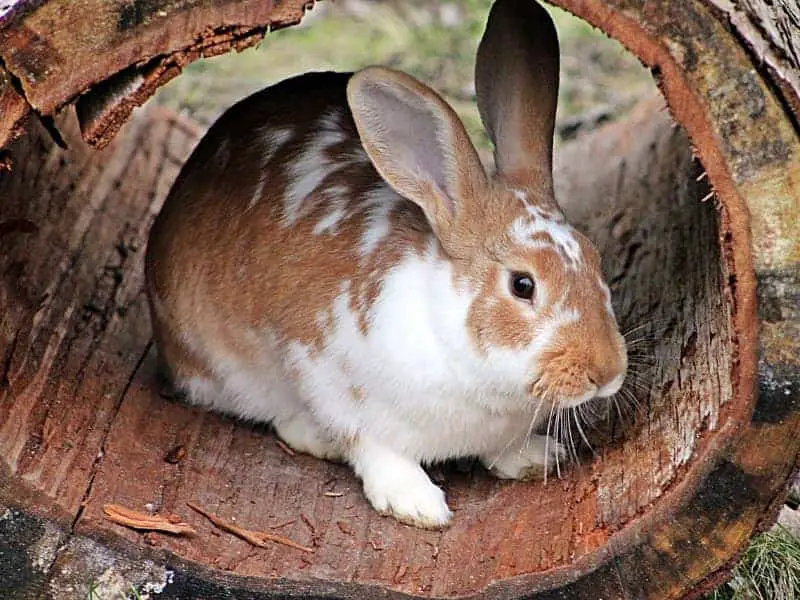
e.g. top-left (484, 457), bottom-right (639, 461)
top-left (0, 91), bottom-right (791, 600)
top-left (0, 71), bottom-right (28, 166)
top-left (0, 0), bottom-right (313, 151)
top-left (1, 0), bottom-right (799, 599)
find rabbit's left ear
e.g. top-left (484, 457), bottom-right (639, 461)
top-left (475, 0), bottom-right (560, 186)
top-left (347, 66), bottom-right (488, 243)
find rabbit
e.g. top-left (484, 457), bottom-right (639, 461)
top-left (144, 0), bottom-right (627, 529)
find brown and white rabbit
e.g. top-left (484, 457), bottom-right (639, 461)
top-left (145, 0), bottom-right (627, 529)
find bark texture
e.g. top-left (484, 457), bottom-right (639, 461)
top-left (0, 1), bottom-right (799, 599)
top-left (705, 0), bottom-right (800, 123)
top-left (0, 0), bottom-right (312, 150)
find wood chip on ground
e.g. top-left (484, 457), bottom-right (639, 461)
top-left (164, 444), bottom-right (187, 464)
top-left (103, 503), bottom-right (196, 535)
top-left (187, 502), bottom-right (314, 553)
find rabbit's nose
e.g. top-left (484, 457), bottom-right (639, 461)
top-left (590, 338), bottom-right (627, 397)
top-left (596, 372), bottom-right (625, 398)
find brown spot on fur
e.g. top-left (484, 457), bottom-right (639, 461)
top-left (575, 233), bottom-right (602, 271)
top-left (466, 264), bottom-right (535, 351)
top-left (529, 231), bottom-right (555, 246)
top-left (535, 310), bottom-right (626, 399)
top-left (455, 179), bottom-right (623, 398)
top-left (146, 73), bottom-right (434, 377)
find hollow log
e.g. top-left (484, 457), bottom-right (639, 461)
top-left (0, 1), bottom-right (798, 599)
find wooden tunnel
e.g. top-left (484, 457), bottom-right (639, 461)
top-left (0, 1), bottom-right (798, 599)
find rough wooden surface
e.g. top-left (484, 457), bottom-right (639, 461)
top-left (1, 92), bottom-right (789, 600)
top-left (0, 0), bottom-right (314, 151)
top-left (557, 94), bottom-right (736, 518)
top-left (704, 0), bottom-right (800, 123)
top-left (0, 69), bottom-right (28, 164)
top-left (1, 0), bottom-right (799, 152)
top-left (1, 0), bottom-right (799, 598)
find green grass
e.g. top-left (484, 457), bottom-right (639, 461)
top-left (86, 580), bottom-right (99, 600)
top-left (705, 526), bottom-right (800, 600)
top-left (85, 582), bottom-right (142, 600)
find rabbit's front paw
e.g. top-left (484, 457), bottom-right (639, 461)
top-left (482, 434), bottom-right (566, 481)
top-left (352, 440), bottom-right (452, 529)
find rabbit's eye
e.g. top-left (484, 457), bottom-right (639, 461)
top-left (510, 273), bottom-right (535, 301)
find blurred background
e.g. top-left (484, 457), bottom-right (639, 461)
top-left (153, 0), bottom-right (656, 160)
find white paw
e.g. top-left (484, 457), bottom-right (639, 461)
top-left (483, 435), bottom-right (566, 481)
top-left (351, 439), bottom-right (452, 528)
top-left (362, 463), bottom-right (452, 529)
top-left (273, 413), bottom-right (343, 461)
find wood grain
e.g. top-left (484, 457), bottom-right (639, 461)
top-left (0, 0), bottom-right (799, 597)
top-left (704, 0), bottom-right (800, 123)
top-left (0, 0), bottom-right (313, 150)
top-left (0, 71), bottom-right (29, 164)
top-left (0, 91), bottom-right (782, 600)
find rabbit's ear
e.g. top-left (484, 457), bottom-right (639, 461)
top-left (347, 66), bottom-right (488, 241)
top-left (476, 0), bottom-right (559, 186)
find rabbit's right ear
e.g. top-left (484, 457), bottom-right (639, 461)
top-left (476, 0), bottom-right (560, 186)
top-left (347, 66), bottom-right (488, 244)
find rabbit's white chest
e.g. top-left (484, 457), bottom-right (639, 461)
top-left (284, 251), bottom-right (540, 462)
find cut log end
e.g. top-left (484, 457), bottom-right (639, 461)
top-left (1, 1), bottom-right (799, 599)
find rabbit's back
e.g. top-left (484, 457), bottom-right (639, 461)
top-left (144, 72), bottom-right (437, 403)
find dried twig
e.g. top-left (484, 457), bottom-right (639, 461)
top-left (187, 502), bottom-right (313, 553)
top-left (275, 439), bottom-right (296, 457)
top-left (300, 513), bottom-right (316, 534)
top-left (103, 504), bottom-right (196, 535)
top-left (299, 512), bottom-right (322, 547)
top-left (323, 491), bottom-right (345, 497)
top-left (336, 520), bottom-right (353, 535)
top-left (270, 518), bottom-right (297, 530)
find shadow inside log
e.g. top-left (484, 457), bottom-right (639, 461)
top-left (0, 92), bottom-right (735, 598)
top-left (555, 95), bottom-right (733, 465)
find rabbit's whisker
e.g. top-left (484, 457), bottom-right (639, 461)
top-left (544, 399), bottom-right (558, 484)
top-left (573, 408), bottom-right (594, 455)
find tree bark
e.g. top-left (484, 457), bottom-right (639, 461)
top-left (0, 1), bottom-right (798, 599)
top-left (705, 0), bottom-right (800, 123)
top-left (0, 0), bottom-right (312, 150)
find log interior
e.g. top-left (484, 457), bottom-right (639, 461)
top-left (555, 95), bottom-right (735, 532)
top-left (0, 74), bottom-right (739, 597)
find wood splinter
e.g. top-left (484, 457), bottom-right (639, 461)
top-left (103, 503), bottom-right (196, 535)
top-left (187, 502), bottom-right (314, 553)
